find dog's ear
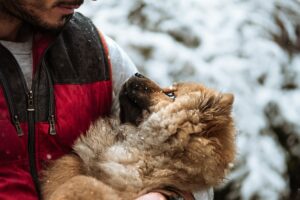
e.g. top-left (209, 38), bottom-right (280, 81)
top-left (219, 93), bottom-right (234, 111)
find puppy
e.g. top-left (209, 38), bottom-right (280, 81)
top-left (42, 74), bottom-right (236, 200)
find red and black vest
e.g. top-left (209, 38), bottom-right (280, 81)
top-left (0, 13), bottom-right (112, 200)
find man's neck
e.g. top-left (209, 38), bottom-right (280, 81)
top-left (0, 8), bottom-right (30, 42)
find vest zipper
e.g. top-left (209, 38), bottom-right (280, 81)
top-left (43, 61), bottom-right (56, 135)
top-left (18, 65), bottom-right (41, 198)
top-left (26, 88), bottom-right (41, 198)
top-left (0, 71), bottom-right (24, 136)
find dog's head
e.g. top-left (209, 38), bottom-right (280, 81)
top-left (120, 73), bottom-right (234, 127)
top-left (119, 73), bottom-right (235, 188)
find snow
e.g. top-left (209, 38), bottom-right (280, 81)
top-left (79, 0), bottom-right (300, 199)
top-left (46, 154), bottom-right (52, 160)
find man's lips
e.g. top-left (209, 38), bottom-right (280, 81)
top-left (54, 4), bottom-right (80, 15)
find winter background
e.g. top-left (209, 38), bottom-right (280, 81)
top-left (79, 0), bottom-right (300, 199)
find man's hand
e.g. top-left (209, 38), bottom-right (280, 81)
top-left (135, 192), bottom-right (167, 200)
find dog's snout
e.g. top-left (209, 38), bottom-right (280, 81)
top-left (135, 73), bottom-right (145, 78)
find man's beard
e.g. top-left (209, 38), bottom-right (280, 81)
top-left (0, 0), bottom-right (83, 32)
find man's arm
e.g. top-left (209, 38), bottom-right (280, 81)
top-left (104, 35), bottom-right (138, 117)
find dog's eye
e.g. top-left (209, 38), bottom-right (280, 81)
top-left (165, 92), bottom-right (176, 100)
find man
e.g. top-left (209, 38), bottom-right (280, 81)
top-left (0, 0), bottom-right (212, 199)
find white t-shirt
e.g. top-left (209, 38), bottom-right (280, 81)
top-left (0, 37), bottom-right (33, 88)
top-left (0, 35), bottom-right (213, 200)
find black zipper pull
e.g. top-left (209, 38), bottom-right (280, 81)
top-left (48, 114), bottom-right (56, 135)
top-left (13, 115), bottom-right (24, 136)
top-left (43, 62), bottom-right (57, 136)
top-left (27, 90), bottom-right (35, 112)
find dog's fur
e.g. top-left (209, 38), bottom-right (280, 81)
top-left (42, 75), bottom-right (236, 200)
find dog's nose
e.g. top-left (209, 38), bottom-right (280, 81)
top-left (135, 73), bottom-right (145, 78)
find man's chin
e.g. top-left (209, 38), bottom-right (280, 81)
top-left (32, 15), bottom-right (72, 33)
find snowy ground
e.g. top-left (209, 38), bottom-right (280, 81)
top-left (79, 1), bottom-right (300, 199)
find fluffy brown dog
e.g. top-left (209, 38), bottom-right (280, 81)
top-left (42, 74), bottom-right (236, 200)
